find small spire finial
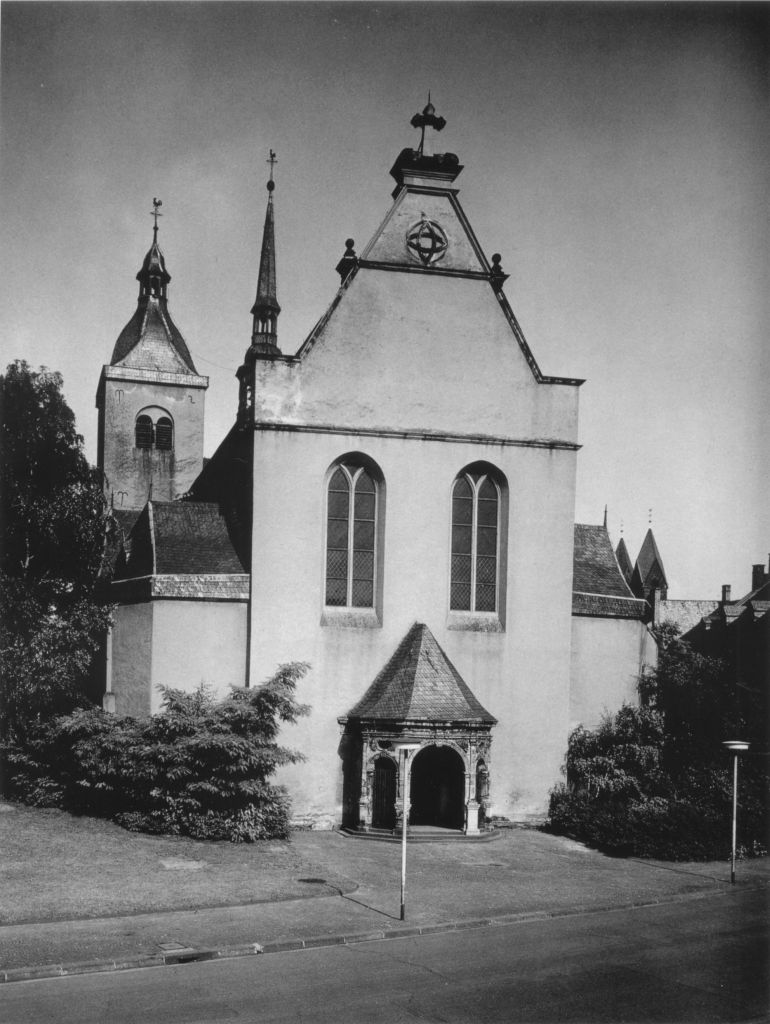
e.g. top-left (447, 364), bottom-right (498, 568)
top-left (648, 508), bottom-right (653, 525)
top-left (266, 149), bottom-right (277, 193)
top-left (151, 198), bottom-right (162, 238)
top-left (620, 519), bottom-right (624, 536)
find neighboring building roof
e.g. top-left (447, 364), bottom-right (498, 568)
top-left (116, 501), bottom-right (247, 580)
top-left (572, 523), bottom-right (648, 619)
top-left (345, 622), bottom-right (496, 724)
top-left (615, 537), bottom-right (634, 586)
top-left (634, 528), bottom-right (668, 590)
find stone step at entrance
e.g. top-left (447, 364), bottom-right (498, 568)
top-left (340, 826), bottom-right (500, 843)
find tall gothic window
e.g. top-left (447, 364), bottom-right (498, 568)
top-left (451, 470), bottom-right (500, 612)
top-left (325, 463), bottom-right (378, 608)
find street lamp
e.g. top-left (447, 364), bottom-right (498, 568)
top-left (722, 740), bottom-right (750, 884)
top-left (395, 743), bottom-right (421, 921)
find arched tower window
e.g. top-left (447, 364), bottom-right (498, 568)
top-left (451, 469), bottom-right (501, 613)
top-left (155, 417), bottom-right (173, 451)
top-left (325, 461), bottom-right (380, 608)
top-left (135, 414), bottom-right (154, 450)
top-left (134, 410), bottom-right (174, 452)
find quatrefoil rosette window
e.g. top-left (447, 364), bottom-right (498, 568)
top-left (405, 216), bottom-right (448, 266)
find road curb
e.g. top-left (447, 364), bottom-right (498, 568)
top-left (1, 882), bottom-right (766, 985)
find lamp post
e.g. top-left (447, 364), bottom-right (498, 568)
top-left (395, 743), bottom-right (421, 921)
top-left (723, 740), bottom-right (750, 884)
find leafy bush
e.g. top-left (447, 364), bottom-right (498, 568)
top-left (3, 663), bottom-right (310, 842)
top-left (546, 628), bottom-right (769, 860)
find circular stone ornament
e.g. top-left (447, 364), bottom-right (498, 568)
top-left (406, 217), bottom-right (448, 266)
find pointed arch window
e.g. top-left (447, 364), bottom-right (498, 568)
top-left (326, 463), bottom-right (379, 608)
top-left (451, 471), bottom-right (500, 613)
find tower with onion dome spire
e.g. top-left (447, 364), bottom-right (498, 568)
top-left (96, 199), bottom-right (208, 510)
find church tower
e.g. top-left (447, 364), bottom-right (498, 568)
top-left (96, 201), bottom-right (208, 509)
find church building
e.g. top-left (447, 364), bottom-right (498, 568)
top-left (101, 105), bottom-right (654, 828)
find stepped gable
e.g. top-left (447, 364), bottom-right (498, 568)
top-left (572, 524), bottom-right (648, 619)
top-left (346, 623), bottom-right (496, 724)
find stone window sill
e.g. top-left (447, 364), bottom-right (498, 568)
top-left (446, 611), bottom-right (504, 633)
top-left (321, 607), bottom-right (382, 629)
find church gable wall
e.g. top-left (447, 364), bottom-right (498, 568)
top-left (362, 190), bottom-right (485, 273)
top-left (247, 426), bottom-right (576, 824)
top-left (254, 271), bottom-right (579, 444)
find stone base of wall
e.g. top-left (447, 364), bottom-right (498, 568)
top-left (289, 813), bottom-right (338, 831)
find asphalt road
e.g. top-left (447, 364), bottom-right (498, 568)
top-left (2, 889), bottom-right (767, 1023)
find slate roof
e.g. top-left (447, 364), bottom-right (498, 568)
top-left (573, 524), bottom-right (637, 599)
top-left (252, 196), bottom-right (280, 316)
top-left (615, 537), bottom-right (634, 586)
top-left (635, 528), bottom-right (668, 589)
top-left (572, 524), bottom-right (648, 619)
top-left (116, 501), bottom-right (247, 580)
top-left (111, 298), bottom-right (197, 374)
top-left (345, 623), bottom-right (496, 724)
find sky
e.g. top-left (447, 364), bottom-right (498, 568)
top-left (2, 2), bottom-right (768, 599)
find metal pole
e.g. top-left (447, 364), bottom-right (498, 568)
top-left (400, 754), bottom-right (407, 920)
top-left (731, 752), bottom-right (738, 885)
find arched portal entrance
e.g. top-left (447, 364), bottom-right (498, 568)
top-left (371, 756), bottom-right (397, 829)
top-left (409, 745), bottom-right (465, 829)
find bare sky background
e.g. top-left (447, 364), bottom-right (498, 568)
top-left (2, 2), bottom-right (768, 599)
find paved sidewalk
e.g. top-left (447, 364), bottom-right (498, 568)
top-left (2, 828), bottom-right (768, 982)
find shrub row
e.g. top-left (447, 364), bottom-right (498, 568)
top-left (2, 664), bottom-right (310, 842)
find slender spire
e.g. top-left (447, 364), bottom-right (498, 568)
top-left (250, 149), bottom-right (281, 355)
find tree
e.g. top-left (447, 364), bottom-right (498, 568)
top-left (0, 361), bottom-right (113, 744)
top-left (547, 626), bottom-right (769, 860)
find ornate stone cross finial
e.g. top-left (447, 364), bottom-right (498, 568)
top-left (266, 149), bottom-right (277, 193)
top-left (410, 93), bottom-right (446, 156)
top-left (151, 197), bottom-right (163, 237)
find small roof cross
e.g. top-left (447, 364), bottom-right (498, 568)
top-left (410, 93), bottom-right (446, 156)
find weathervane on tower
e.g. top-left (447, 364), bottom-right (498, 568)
top-left (266, 149), bottom-right (277, 193)
top-left (151, 197), bottom-right (162, 239)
